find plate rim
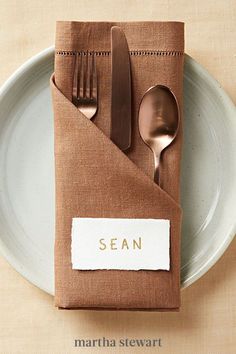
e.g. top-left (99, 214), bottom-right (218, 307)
top-left (0, 46), bottom-right (235, 295)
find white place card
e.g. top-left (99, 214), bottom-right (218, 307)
top-left (71, 218), bottom-right (170, 271)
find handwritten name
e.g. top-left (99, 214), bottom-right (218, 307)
top-left (99, 237), bottom-right (142, 250)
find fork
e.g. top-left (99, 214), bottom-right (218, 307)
top-left (72, 51), bottom-right (98, 119)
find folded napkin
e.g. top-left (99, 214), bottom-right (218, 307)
top-left (51, 21), bottom-right (184, 310)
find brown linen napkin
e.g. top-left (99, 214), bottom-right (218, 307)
top-left (51, 21), bottom-right (184, 310)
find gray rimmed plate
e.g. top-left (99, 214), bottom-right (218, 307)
top-left (0, 47), bottom-right (235, 294)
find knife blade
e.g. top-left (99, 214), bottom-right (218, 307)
top-left (111, 26), bottom-right (131, 151)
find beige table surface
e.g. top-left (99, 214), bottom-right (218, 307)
top-left (0, 1), bottom-right (236, 353)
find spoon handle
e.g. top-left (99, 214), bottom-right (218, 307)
top-left (154, 153), bottom-right (160, 185)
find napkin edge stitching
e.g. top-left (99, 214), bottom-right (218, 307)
top-left (55, 50), bottom-right (184, 57)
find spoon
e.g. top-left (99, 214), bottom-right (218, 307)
top-left (138, 85), bottom-right (179, 185)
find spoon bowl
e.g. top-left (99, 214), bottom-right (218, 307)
top-left (138, 85), bottom-right (179, 184)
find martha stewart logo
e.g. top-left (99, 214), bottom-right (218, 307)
top-left (74, 337), bottom-right (162, 348)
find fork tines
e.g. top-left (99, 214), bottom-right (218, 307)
top-left (72, 51), bottom-right (98, 120)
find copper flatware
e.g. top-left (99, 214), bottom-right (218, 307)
top-left (138, 85), bottom-right (179, 185)
top-left (72, 51), bottom-right (98, 119)
top-left (110, 26), bottom-right (131, 151)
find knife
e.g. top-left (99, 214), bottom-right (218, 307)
top-left (111, 26), bottom-right (132, 151)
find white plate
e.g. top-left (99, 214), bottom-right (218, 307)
top-left (0, 47), bottom-right (235, 294)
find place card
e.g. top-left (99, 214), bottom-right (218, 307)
top-left (71, 218), bottom-right (170, 271)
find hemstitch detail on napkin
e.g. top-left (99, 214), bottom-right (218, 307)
top-left (56, 50), bottom-right (184, 57)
